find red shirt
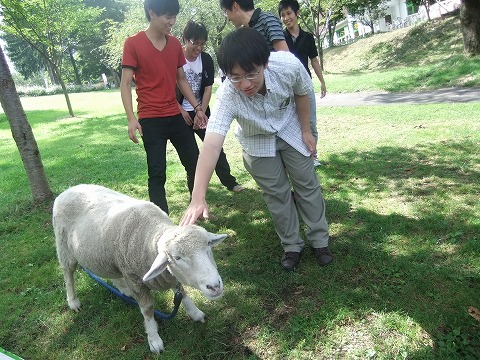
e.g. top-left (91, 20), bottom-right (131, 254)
top-left (122, 32), bottom-right (186, 119)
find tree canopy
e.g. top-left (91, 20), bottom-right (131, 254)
top-left (0, 0), bottom-right (106, 115)
top-left (1, 0), bottom-right (478, 88)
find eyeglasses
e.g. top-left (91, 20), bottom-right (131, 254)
top-left (227, 70), bottom-right (261, 83)
top-left (188, 39), bottom-right (206, 48)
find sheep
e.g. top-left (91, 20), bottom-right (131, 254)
top-left (52, 184), bottom-right (227, 353)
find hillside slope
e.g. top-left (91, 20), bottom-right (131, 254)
top-left (323, 15), bottom-right (463, 74)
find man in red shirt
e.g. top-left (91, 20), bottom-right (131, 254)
top-left (121, 0), bottom-right (207, 214)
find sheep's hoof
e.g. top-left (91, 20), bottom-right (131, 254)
top-left (148, 334), bottom-right (164, 353)
top-left (190, 309), bottom-right (206, 323)
top-left (68, 298), bottom-right (81, 312)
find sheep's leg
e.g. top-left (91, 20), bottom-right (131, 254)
top-left (111, 278), bottom-right (134, 297)
top-left (179, 287), bottom-right (205, 322)
top-left (126, 280), bottom-right (164, 353)
top-left (55, 229), bottom-right (81, 311)
top-left (61, 261), bottom-right (81, 311)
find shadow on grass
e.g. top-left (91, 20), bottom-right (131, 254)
top-left (368, 18), bottom-right (461, 70)
top-left (3, 110), bottom-right (479, 358)
top-left (180, 139), bottom-right (480, 358)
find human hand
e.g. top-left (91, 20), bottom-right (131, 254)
top-left (193, 110), bottom-right (208, 130)
top-left (302, 131), bottom-right (316, 156)
top-left (181, 108), bottom-right (193, 126)
top-left (320, 83), bottom-right (327, 98)
top-left (128, 119), bottom-right (142, 144)
top-left (179, 199), bottom-right (210, 226)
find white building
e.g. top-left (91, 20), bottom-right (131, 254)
top-left (329, 0), bottom-right (461, 47)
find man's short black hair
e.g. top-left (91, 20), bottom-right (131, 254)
top-left (183, 20), bottom-right (208, 42)
top-left (144, 0), bottom-right (180, 21)
top-left (219, 0), bottom-right (254, 11)
top-left (217, 27), bottom-right (269, 75)
top-left (278, 0), bottom-right (300, 16)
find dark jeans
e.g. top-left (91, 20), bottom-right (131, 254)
top-left (186, 110), bottom-right (238, 190)
top-left (140, 115), bottom-right (199, 214)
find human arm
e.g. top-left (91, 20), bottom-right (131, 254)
top-left (272, 39), bottom-right (290, 52)
top-left (200, 52), bottom-right (214, 114)
top-left (263, 13), bottom-right (289, 52)
top-left (201, 86), bottom-right (212, 113)
top-left (120, 67), bottom-right (142, 143)
top-left (177, 67), bottom-right (207, 129)
top-left (294, 93), bottom-right (315, 156)
top-left (310, 57), bottom-right (326, 98)
top-left (178, 103), bottom-right (194, 126)
top-left (179, 132), bottom-right (225, 225)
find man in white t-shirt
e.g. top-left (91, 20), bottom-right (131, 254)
top-left (177, 20), bottom-right (243, 193)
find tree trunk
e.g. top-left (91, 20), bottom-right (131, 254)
top-left (315, 36), bottom-right (325, 69)
top-left (423, 0), bottom-right (432, 21)
top-left (327, 20), bottom-right (335, 47)
top-left (0, 46), bottom-right (53, 203)
top-left (50, 62), bottom-right (75, 117)
top-left (68, 46), bottom-right (82, 85)
top-left (47, 62), bottom-right (58, 85)
top-left (109, 66), bottom-right (120, 88)
top-left (460, 0), bottom-right (480, 56)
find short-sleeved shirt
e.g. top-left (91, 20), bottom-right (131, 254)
top-left (182, 55), bottom-right (203, 111)
top-left (207, 51), bottom-right (313, 157)
top-left (284, 27), bottom-right (318, 78)
top-left (122, 32), bottom-right (186, 119)
top-left (248, 8), bottom-right (285, 51)
top-left (177, 51), bottom-right (215, 116)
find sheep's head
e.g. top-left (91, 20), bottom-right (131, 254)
top-left (143, 225), bottom-right (227, 300)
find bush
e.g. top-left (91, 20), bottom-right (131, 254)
top-left (16, 83), bottom-right (108, 97)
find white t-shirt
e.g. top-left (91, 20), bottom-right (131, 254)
top-left (181, 55), bottom-right (203, 111)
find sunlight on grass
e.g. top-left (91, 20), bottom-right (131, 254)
top-left (321, 15), bottom-right (480, 92)
top-left (1, 65), bottom-right (479, 359)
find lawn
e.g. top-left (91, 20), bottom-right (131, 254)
top-left (1, 88), bottom-right (479, 359)
top-left (321, 15), bottom-right (480, 93)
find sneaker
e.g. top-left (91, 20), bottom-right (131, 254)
top-left (313, 247), bottom-right (333, 266)
top-left (231, 184), bottom-right (244, 192)
top-left (281, 252), bottom-right (300, 271)
top-left (313, 158), bottom-right (322, 167)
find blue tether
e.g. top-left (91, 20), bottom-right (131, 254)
top-left (82, 267), bottom-right (183, 320)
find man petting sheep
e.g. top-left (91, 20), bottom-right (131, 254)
top-left (180, 27), bottom-right (334, 271)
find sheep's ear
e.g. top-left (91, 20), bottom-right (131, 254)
top-left (143, 253), bottom-right (169, 282)
top-left (207, 232), bottom-right (227, 247)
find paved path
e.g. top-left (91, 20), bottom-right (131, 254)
top-left (317, 87), bottom-right (480, 106)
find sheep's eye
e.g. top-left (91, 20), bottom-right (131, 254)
top-left (173, 255), bottom-right (181, 261)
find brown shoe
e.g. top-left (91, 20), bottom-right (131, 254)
top-left (313, 247), bottom-right (333, 266)
top-left (281, 252), bottom-right (300, 271)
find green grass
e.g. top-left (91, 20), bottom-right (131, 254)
top-left (1, 14), bottom-right (480, 359)
top-left (1, 89), bottom-right (479, 359)
top-left (320, 15), bottom-right (480, 93)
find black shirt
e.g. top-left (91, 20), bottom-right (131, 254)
top-left (284, 27), bottom-right (318, 78)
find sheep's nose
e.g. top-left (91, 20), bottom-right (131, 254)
top-left (206, 281), bottom-right (222, 293)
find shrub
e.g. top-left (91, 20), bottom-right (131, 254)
top-left (16, 83), bottom-right (108, 97)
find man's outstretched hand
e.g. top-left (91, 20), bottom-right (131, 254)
top-left (179, 200), bottom-right (210, 226)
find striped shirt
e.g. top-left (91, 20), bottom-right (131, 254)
top-left (207, 52), bottom-right (313, 157)
top-left (248, 8), bottom-right (285, 51)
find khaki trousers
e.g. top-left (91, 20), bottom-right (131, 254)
top-left (242, 137), bottom-right (329, 252)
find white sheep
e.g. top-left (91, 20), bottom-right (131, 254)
top-left (52, 184), bottom-right (227, 353)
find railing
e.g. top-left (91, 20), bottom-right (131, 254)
top-left (387, 14), bottom-right (422, 32)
